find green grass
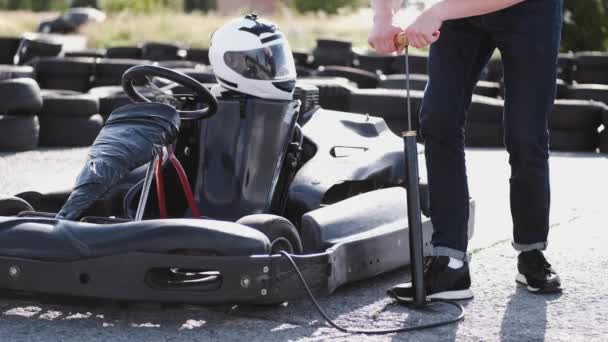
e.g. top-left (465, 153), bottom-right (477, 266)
top-left (0, 8), bottom-right (375, 52)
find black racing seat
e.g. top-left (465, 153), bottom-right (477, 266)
top-left (0, 217), bottom-right (271, 261)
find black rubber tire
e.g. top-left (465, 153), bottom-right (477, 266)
top-left (32, 57), bottom-right (96, 76)
top-left (549, 129), bottom-right (599, 152)
top-left (93, 58), bottom-right (152, 87)
top-left (465, 122), bottom-right (504, 148)
top-left (185, 48), bottom-right (209, 65)
top-left (293, 51), bottom-right (310, 67)
top-left (312, 41), bottom-right (354, 67)
top-left (567, 84), bottom-right (608, 105)
top-left (141, 42), bottom-right (184, 61)
top-left (600, 130), bottom-right (608, 154)
top-left (296, 66), bottom-right (316, 78)
top-left (499, 78), bottom-right (569, 100)
top-left (106, 46), bottom-right (143, 59)
top-left (0, 37), bottom-right (21, 64)
top-left (64, 49), bottom-right (107, 59)
top-left (172, 68), bottom-right (217, 83)
top-left (157, 60), bottom-right (200, 69)
top-left (390, 53), bottom-right (428, 75)
top-left (480, 58), bottom-right (503, 82)
top-left (0, 196), bottom-right (34, 216)
top-left (39, 114), bottom-right (103, 147)
top-left (41, 92), bottom-right (100, 117)
top-left (378, 74), bottom-right (429, 91)
top-left (573, 52), bottom-right (608, 85)
top-left (0, 78), bottom-right (42, 115)
top-left (316, 39), bottom-right (352, 50)
top-left (474, 81), bottom-right (501, 98)
top-left (354, 51), bottom-right (396, 74)
top-left (14, 39), bottom-right (62, 65)
top-left (550, 99), bottom-right (605, 130)
top-left (298, 77), bottom-right (355, 111)
top-left (555, 79), bottom-right (569, 99)
top-left (0, 65), bottom-right (34, 81)
top-left (0, 115), bottom-right (39, 151)
top-left (348, 88), bottom-right (424, 131)
top-left (294, 83), bottom-right (320, 116)
top-left (557, 53), bottom-right (574, 84)
top-left (32, 57), bottom-right (96, 92)
top-left (466, 95), bottom-right (504, 124)
top-left (236, 214), bottom-right (303, 255)
top-left (316, 66), bottom-right (380, 88)
top-left (89, 86), bottom-right (158, 116)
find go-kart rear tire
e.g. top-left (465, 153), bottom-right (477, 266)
top-left (0, 115), bottom-right (39, 151)
top-left (237, 214), bottom-right (303, 255)
top-left (0, 196), bottom-right (34, 216)
top-left (39, 114), bottom-right (103, 147)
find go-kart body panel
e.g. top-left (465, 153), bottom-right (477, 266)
top-left (288, 107), bottom-right (424, 215)
top-left (193, 99), bottom-right (300, 221)
top-left (0, 75), bottom-right (476, 305)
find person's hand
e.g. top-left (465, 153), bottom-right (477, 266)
top-left (368, 20), bottom-right (404, 54)
top-left (403, 9), bottom-right (443, 49)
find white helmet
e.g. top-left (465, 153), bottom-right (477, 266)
top-left (209, 14), bottom-right (296, 101)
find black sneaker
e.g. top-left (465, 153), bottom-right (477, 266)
top-left (516, 250), bottom-right (561, 293)
top-left (387, 256), bottom-right (474, 301)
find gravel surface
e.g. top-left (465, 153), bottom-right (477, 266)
top-left (0, 148), bottom-right (606, 341)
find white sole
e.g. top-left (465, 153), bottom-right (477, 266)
top-left (516, 273), bottom-right (541, 292)
top-left (428, 288), bottom-right (474, 301)
top-left (393, 288), bottom-right (474, 302)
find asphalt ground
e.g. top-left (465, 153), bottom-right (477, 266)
top-left (0, 147), bottom-right (606, 342)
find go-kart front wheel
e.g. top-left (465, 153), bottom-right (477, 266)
top-left (237, 214), bottom-right (303, 255)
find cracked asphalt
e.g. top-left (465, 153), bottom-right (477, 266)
top-left (0, 147), bottom-right (606, 341)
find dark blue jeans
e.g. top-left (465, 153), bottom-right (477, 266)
top-left (420, 0), bottom-right (564, 260)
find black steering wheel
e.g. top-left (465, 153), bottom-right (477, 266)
top-left (122, 65), bottom-right (219, 120)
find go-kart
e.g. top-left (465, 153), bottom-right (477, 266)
top-left (0, 65), bottom-right (475, 305)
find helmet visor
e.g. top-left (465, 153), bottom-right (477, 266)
top-left (224, 43), bottom-right (294, 81)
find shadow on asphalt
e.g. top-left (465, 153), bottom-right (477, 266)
top-left (499, 286), bottom-right (563, 342)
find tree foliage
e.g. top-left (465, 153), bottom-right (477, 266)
top-left (562, 0), bottom-right (608, 52)
top-left (292, 0), bottom-right (365, 15)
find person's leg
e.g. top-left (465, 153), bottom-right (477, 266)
top-left (491, 0), bottom-right (563, 252)
top-left (489, 0), bottom-right (563, 293)
top-left (420, 18), bottom-right (496, 260)
top-left (389, 18), bottom-right (496, 301)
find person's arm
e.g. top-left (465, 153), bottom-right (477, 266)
top-left (369, 0), bottom-right (526, 51)
top-left (404, 0), bottom-right (525, 48)
top-left (368, 0), bottom-right (404, 53)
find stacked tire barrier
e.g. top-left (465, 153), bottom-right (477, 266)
top-left (2, 35), bottom-right (607, 155)
top-left (39, 90), bottom-right (103, 147)
top-left (0, 78), bottom-right (43, 151)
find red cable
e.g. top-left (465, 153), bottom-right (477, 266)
top-left (154, 148), bottom-right (168, 219)
top-left (167, 145), bottom-right (202, 218)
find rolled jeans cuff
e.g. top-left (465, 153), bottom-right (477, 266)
top-left (433, 246), bottom-right (466, 261)
top-left (512, 241), bottom-right (548, 252)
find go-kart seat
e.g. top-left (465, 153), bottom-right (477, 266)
top-left (0, 216), bottom-right (271, 261)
